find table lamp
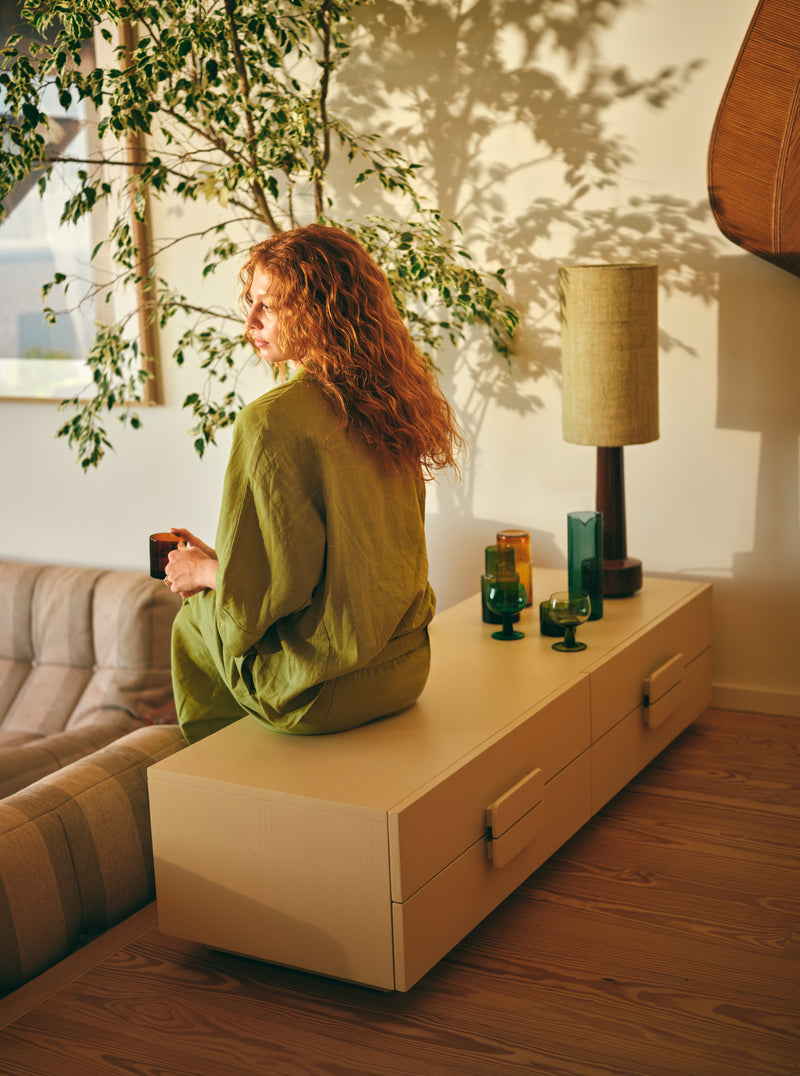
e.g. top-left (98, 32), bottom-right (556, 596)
top-left (559, 263), bottom-right (659, 597)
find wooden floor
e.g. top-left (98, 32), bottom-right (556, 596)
top-left (1, 707), bottom-right (798, 1075)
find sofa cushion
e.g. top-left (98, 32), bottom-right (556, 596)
top-left (0, 724), bottom-right (186, 995)
top-left (0, 562), bottom-right (45, 721)
top-left (0, 563), bottom-right (180, 740)
top-left (69, 570), bottom-right (179, 729)
top-left (0, 725), bottom-right (127, 798)
top-left (0, 564), bottom-right (106, 736)
top-left (0, 788), bottom-right (84, 994)
top-left (0, 730), bottom-right (42, 749)
top-left (40, 725), bottom-right (186, 935)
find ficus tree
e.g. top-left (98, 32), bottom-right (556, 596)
top-left (0, 0), bottom-right (518, 468)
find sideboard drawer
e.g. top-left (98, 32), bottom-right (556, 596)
top-left (388, 678), bottom-right (590, 902)
top-left (392, 748), bottom-right (592, 991)
top-left (589, 583), bottom-right (712, 742)
top-left (591, 646), bottom-right (712, 813)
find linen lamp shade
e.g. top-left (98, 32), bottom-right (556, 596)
top-left (560, 263), bottom-right (659, 446)
top-left (559, 263), bottom-right (659, 597)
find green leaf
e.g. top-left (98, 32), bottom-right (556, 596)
top-left (21, 102), bottom-right (40, 126)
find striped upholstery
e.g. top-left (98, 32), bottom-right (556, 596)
top-left (0, 561), bottom-right (181, 796)
top-left (0, 725), bottom-right (129, 799)
top-left (0, 561), bottom-right (42, 721)
top-left (70, 569), bottom-right (181, 729)
top-left (0, 563), bottom-right (105, 736)
top-left (0, 724), bottom-right (185, 995)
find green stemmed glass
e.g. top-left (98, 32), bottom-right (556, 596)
top-left (548, 591), bottom-right (591, 652)
top-left (486, 579), bottom-right (527, 640)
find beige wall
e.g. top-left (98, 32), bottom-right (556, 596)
top-left (1, 0), bottom-right (797, 717)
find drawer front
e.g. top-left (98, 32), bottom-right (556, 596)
top-left (589, 585), bottom-right (712, 742)
top-left (149, 778), bottom-right (395, 989)
top-left (591, 646), bottom-right (712, 814)
top-left (392, 750), bottom-right (592, 991)
top-left (388, 678), bottom-right (591, 902)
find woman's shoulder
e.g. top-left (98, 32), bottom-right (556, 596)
top-left (237, 369), bottom-right (333, 436)
top-left (241, 372), bottom-right (325, 417)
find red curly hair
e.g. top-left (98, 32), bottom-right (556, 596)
top-left (240, 224), bottom-right (463, 478)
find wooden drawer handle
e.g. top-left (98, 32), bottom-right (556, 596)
top-left (487, 802), bottom-right (546, 868)
top-left (486, 768), bottom-right (544, 868)
top-left (644, 653), bottom-right (684, 729)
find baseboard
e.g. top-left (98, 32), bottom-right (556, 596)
top-left (711, 683), bottom-right (800, 719)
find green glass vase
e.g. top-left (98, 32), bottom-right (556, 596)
top-left (567, 511), bottom-right (603, 621)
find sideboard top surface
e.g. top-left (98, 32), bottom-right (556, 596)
top-left (149, 570), bottom-right (710, 815)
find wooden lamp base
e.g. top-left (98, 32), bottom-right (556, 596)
top-left (596, 446), bottom-right (642, 598)
top-left (602, 557), bottom-right (643, 598)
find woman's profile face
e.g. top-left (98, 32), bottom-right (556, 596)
top-left (244, 267), bottom-right (288, 364)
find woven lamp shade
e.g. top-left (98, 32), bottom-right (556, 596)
top-left (560, 264), bottom-right (659, 446)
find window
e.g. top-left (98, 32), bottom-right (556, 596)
top-left (0, 0), bottom-right (98, 400)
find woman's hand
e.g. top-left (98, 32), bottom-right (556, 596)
top-left (170, 527), bottom-right (217, 561)
top-left (164, 540), bottom-right (218, 598)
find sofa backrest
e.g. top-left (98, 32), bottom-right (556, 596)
top-left (0, 562), bottom-right (181, 739)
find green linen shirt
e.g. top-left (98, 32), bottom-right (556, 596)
top-left (171, 368), bottom-right (435, 741)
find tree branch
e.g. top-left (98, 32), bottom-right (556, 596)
top-left (314, 0), bottom-right (333, 218)
top-left (223, 0), bottom-right (281, 232)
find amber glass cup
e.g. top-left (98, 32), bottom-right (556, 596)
top-left (497, 529), bottom-right (532, 608)
top-left (149, 532), bottom-right (181, 580)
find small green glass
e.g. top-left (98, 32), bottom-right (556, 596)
top-left (486, 577), bottom-right (527, 640)
top-left (481, 544), bottom-right (518, 625)
top-left (548, 590), bottom-right (591, 652)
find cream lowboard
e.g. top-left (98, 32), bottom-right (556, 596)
top-left (148, 569), bottom-right (712, 990)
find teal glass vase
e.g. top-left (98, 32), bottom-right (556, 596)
top-left (567, 511), bottom-right (603, 620)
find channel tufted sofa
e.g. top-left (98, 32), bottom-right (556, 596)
top-left (0, 559), bottom-right (182, 797)
top-left (0, 559), bottom-right (187, 995)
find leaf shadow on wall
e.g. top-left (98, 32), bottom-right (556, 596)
top-left (335, 0), bottom-right (721, 605)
